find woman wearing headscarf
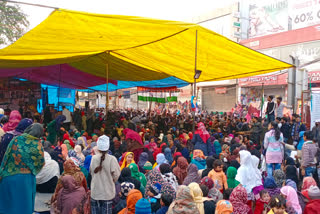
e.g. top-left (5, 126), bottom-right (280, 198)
top-left (120, 152), bottom-right (135, 170)
top-left (227, 147), bottom-right (240, 162)
top-left (56, 175), bottom-right (90, 214)
top-left (191, 149), bottom-right (207, 170)
top-left (153, 143), bottom-right (167, 161)
top-left (264, 121), bottom-right (284, 177)
top-left (68, 150), bottom-right (84, 167)
top-left (215, 200), bottom-right (233, 214)
top-left (200, 176), bottom-right (223, 202)
top-left (90, 135), bottom-right (121, 214)
top-left (236, 150), bottom-right (262, 194)
top-left (264, 176), bottom-right (281, 197)
top-left (167, 185), bottom-right (200, 214)
top-left (183, 164), bottom-right (201, 186)
top-left (301, 177), bottom-right (317, 199)
top-left (60, 143), bottom-right (69, 159)
top-left (47, 115), bottom-right (66, 145)
top-left (74, 145), bottom-right (85, 162)
top-left (285, 165), bottom-right (299, 191)
top-left (118, 189), bottom-right (143, 214)
top-left (0, 118), bottom-right (33, 164)
top-left (229, 185), bottom-right (252, 214)
top-left (145, 138), bottom-right (157, 153)
top-left (154, 153), bottom-right (168, 170)
top-left (36, 151), bottom-right (60, 193)
top-left (227, 166), bottom-right (240, 189)
top-left (0, 123), bottom-right (45, 214)
top-left (51, 159), bottom-right (88, 213)
top-left (274, 169), bottom-right (286, 188)
top-left (200, 176), bottom-right (214, 190)
top-left (188, 183), bottom-right (205, 214)
top-left (123, 128), bottom-right (144, 163)
top-left (280, 186), bottom-right (302, 214)
top-left (129, 163), bottom-right (147, 189)
top-left (164, 147), bottom-right (173, 165)
top-left (219, 144), bottom-right (230, 160)
top-left (119, 167), bottom-right (142, 191)
top-left (138, 152), bottom-right (149, 173)
top-left (160, 163), bottom-right (179, 191)
top-left (63, 132), bottom-right (75, 148)
top-left (173, 156), bottom-right (189, 185)
top-left (2, 110), bottom-right (21, 132)
top-left (213, 137), bottom-right (222, 156)
top-left (201, 156), bottom-right (214, 178)
top-left (192, 122), bottom-right (211, 156)
top-left (145, 168), bottom-right (165, 196)
top-left (160, 182), bottom-right (176, 199)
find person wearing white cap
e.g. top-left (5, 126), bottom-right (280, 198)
top-left (90, 135), bottom-right (121, 214)
top-left (312, 119), bottom-right (320, 144)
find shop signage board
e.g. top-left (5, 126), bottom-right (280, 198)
top-left (249, 0), bottom-right (288, 38)
top-left (215, 87), bottom-right (227, 94)
top-left (239, 73), bottom-right (288, 86)
top-left (289, 0), bottom-right (320, 30)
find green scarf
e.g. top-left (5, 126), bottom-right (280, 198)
top-left (227, 166), bottom-right (240, 188)
top-left (64, 140), bottom-right (73, 150)
top-left (129, 163), bottom-right (147, 187)
top-left (0, 133), bottom-right (44, 179)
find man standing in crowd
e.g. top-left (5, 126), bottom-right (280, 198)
top-left (275, 96), bottom-right (284, 118)
top-left (291, 113), bottom-right (306, 146)
top-left (312, 119), bottom-right (320, 144)
top-left (266, 95), bottom-right (275, 123)
top-left (62, 106), bottom-right (72, 131)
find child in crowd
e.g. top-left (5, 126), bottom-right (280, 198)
top-left (254, 190), bottom-right (271, 214)
top-left (113, 182), bottom-right (135, 214)
top-left (268, 196), bottom-right (287, 214)
top-left (146, 183), bottom-right (162, 213)
top-left (208, 159), bottom-right (228, 191)
top-left (155, 193), bottom-right (173, 214)
top-left (135, 198), bottom-right (152, 214)
top-left (144, 161), bottom-right (153, 180)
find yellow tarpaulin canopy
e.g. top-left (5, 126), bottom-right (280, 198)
top-left (0, 9), bottom-right (292, 83)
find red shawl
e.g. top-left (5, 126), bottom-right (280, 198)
top-left (123, 128), bottom-right (143, 145)
top-left (194, 122), bottom-right (210, 143)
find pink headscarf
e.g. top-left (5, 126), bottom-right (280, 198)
top-left (3, 110), bottom-right (22, 132)
top-left (123, 128), bottom-right (143, 145)
top-left (280, 186), bottom-right (302, 214)
top-left (60, 144), bottom-right (68, 159)
top-left (195, 122), bottom-right (210, 143)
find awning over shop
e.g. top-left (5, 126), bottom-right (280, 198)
top-left (0, 9), bottom-right (293, 83)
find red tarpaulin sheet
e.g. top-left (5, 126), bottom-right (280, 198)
top-left (0, 64), bottom-right (117, 89)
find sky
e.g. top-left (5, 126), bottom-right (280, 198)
top-left (12, 0), bottom-right (238, 29)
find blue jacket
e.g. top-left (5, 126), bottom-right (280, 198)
top-left (155, 206), bottom-right (169, 214)
top-left (192, 134), bottom-right (212, 156)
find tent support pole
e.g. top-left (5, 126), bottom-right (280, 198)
top-left (137, 89), bottom-right (139, 110)
top-left (261, 83), bottom-right (264, 118)
top-left (58, 64), bottom-right (61, 111)
top-left (192, 30), bottom-right (198, 132)
top-left (105, 52), bottom-right (109, 117)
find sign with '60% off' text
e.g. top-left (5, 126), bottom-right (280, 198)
top-left (289, 0), bottom-right (320, 30)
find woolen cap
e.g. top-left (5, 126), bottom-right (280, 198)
top-left (135, 198), bottom-right (151, 214)
top-left (97, 135), bottom-right (110, 151)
